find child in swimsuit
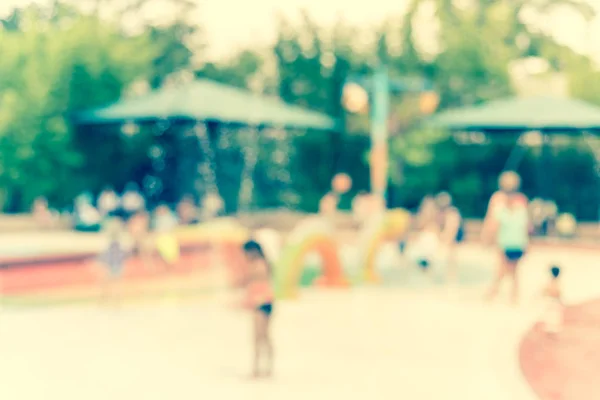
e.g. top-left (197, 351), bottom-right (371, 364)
top-left (242, 240), bottom-right (274, 378)
top-left (542, 265), bottom-right (563, 336)
top-left (96, 219), bottom-right (129, 305)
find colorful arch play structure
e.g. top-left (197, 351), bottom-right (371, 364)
top-left (274, 209), bottom-right (412, 298)
top-left (0, 211), bottom-right (412, 304)
top-left (274, 217), bottom-right (347, 299)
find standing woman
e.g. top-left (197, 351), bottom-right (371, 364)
top-left (482, 171), bottom-right (528, 243)
top-left (485, 190), bottom-right (530, 304)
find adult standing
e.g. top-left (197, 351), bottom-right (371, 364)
top-left (482, 171), bottom-right (528, 242)
top-left (482, 171), bottom-right (529, 304)
top-left (484, 190), bottom-right (530, 304)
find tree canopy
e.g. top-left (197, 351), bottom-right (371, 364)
top-left (1, 0), bottom-right (599, 219)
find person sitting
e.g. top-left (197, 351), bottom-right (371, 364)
top-left (73, 192), bottom-right (101, 232)
top-left (177, 195), bottom-right (199, 225)
top-left (121, 182), bottom-right (146, 220)
top-left (97, 186), bottom-right (120, 219)
top-left (202, 192), bottom-right (224, 220)
top-left (75, 202), bottom-right (102, 232)
top-left (32, 197), bottom-right (53, 228)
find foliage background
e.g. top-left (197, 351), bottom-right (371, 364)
top-left (1, 0), bottom-right (599, 219)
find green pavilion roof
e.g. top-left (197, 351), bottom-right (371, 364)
top-left (74, 79), bottom-right (337, 130)
top-left (430, 96), bottom-right (600, 132)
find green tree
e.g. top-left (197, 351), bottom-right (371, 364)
top-left (102, 0), bottom-right (203, 89)
top-left (0, 3), bottom-right (155, 211)
top-left (195, 50), bottom-right (267, 91)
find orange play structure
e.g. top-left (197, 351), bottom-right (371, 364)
top-left (274, 232), bottom-right (347, 299)
top-left (274, 209), bottom-right (412, 298)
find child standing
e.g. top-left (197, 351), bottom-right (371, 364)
top-left (542, 266), bottom-right (563, 335)
top-left (242, 240), bottom-right (275, 378)
top-left (95, 219), bottom-right (129, 306)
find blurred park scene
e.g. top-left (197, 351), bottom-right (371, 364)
top-left (0, 0), bottom-right (599, 223)
top-left (0, 1), bottom-right (600, 399)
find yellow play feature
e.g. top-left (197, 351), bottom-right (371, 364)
top-left (153, 211), bottom-right (411, 298)
top-left (173, 218), bottom-right (250, 245)
top-left (359, 208), bottom-right (412, 283)
top-left (275, 209), bottom-right (412, 298)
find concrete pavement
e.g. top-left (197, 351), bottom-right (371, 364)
top-left (0, 245), bottom-right (598, 400)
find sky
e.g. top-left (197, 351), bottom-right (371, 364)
top-left (2, 0), bottom-right (600, 61)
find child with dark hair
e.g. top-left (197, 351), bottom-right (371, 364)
top-left (242, 240), bottom-right (274, 378)
top-left (542, 265), bottom-right (563, 335)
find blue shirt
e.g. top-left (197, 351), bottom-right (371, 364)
top-left (494, 207), bottom-right (529, 250)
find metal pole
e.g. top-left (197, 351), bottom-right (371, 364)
top-left (540, 132), bottom-right (552, 201)
top-left (370, 66), bottom-right (390, 208)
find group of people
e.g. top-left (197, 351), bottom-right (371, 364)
top-left (483, 171), bottom-right (563, 332)
top-left (91, 170), bottom-right (565, 380)
top-left (84, 185), bottom-right (219, 229)
top-left (92, 205), bottom-right (182, 305)
top-left (236, 170), bottom-right (564, 380)
top-left (399, 171), bottom-right (563, 336)
top-left (407, 191), bottom-right (465, 278)
top-left (32, 183), bottom-right (226, 232)
top-left (89, 186), bottom-right (228, 305)
top-left (93, 219), bottom-right (276, 378)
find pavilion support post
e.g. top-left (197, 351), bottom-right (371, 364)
top-left (370, 66), bottom-right (390, 208)
top-left (540, 132), bottom-right (553, 201)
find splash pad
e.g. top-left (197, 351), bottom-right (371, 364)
top-left (1, 243), bottom-right (598, 400)
top-left (0, 209), bottom-right (415, 304)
